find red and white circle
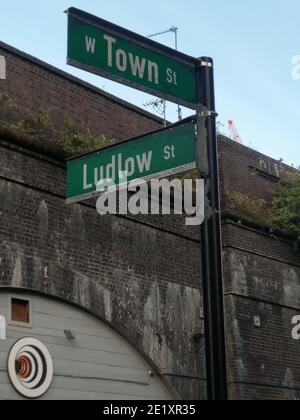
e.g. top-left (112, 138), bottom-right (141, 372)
top-left (8, 338), bottom-right (53, 399)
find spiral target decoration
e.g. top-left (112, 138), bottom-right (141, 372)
top-left (8, 338), bottom-right (53, 399)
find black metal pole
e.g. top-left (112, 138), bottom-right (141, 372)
top-left (196, 57), bottom-right (228, 400)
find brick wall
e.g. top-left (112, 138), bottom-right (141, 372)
top-left (218, 139), bottom-right (300, 400)
top-left (223, 223), bottom-right (300, 399)
top-left (0, 41), bottom-right (163, 144)
top-left (0, 137), bottom-right (206, 400)
top-left (0, 42), bottom-right (205, 400)
top-left (218, 137), bottom-right (289, 203)
top-left (0, 41), bottom-right (299, 400)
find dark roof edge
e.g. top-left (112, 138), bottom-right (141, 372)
top-left (0, 40), bottom-right (164, 124)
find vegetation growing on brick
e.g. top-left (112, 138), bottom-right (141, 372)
top-left (0, 88), bottom-right (109, 156)
top-left (0, 90), bottom-right (17, 116)
top-left (226, 171), bottom-right (300, 247)
top-left (1, 89), bottom-right (299, 245)
top-left (56, 115), bottom-right (108, 156)
top-left (225, 191), bottom-right (272, 227)
top-left (269, 172), bottom-right (300, 246)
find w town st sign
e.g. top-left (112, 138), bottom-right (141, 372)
top-left (67, 7), bottom-right (198, 109)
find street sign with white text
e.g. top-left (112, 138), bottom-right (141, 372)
top-left (67, 8), bottom-right (198, 109)
top-left (66, 122), bottom-right (196, 205)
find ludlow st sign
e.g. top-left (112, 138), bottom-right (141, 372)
top-left (66, 122), bottom-right (196, 204)
top-left (67, 7), bottom-right (198, 108)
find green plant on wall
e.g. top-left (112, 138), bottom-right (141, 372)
top-left (56, 114), bottom-right (108, 156)
top-left (8, 107), bottom-right (55, 140)
top-left (0, 90), bottom-right (17, 119)
top-left (226, 172), bottom-right (300, 247)
top-left (0, 88), bottom-right (109, 156)
top-left (225, 190), bottom-right (272, 227)
top-left (269, 172), bottom-right (300, 246)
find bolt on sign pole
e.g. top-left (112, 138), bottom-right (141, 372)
top-left (196, 57), bottom-right (228, 401)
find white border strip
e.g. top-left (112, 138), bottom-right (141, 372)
top-left (0, 55), bottom-right (6, 79)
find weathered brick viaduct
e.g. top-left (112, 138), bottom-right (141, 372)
top-left (0, 41), bottom-right (299, 400)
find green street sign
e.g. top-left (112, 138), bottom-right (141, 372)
top-left (66, 122), bottom-right (196, 205)
top-left (67, 8), bottom-right (198, 109)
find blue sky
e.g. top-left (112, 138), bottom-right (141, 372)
top-left (0, 0), bottom-right (299, 166)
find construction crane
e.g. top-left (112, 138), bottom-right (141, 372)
top-left (228, 120), bottom-right (243, 144)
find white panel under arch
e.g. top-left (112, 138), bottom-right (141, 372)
top-left (0, 291), bottom-right (172, 400)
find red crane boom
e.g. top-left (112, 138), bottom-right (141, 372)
top-left (228, 120), bottom-right (243, 144)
